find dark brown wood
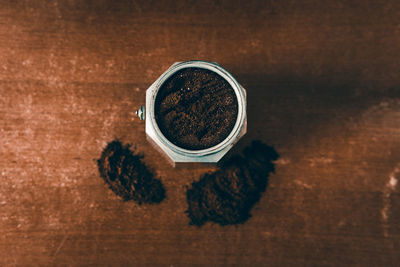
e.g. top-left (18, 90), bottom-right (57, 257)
top-left (1, 1), bottom-right (399, 265)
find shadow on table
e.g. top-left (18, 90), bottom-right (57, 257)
top-left (220, 72), bottom-right (386, 163)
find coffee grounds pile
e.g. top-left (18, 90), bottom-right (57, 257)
top-left (97, 140), bottom-right (165, 204)
top-left (155, 67), bottom-right (238, 150)
top-left (186, 141), bottom-right (279, 226)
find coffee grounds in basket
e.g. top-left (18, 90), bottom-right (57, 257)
top-left (97, 140), bottom-right (165, 204)
top-left (155, 67), bottom-right (238, 150)
top-left (186, 141), bottom-right (279, 226)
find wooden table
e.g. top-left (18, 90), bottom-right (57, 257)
top-left (1, 1), bottom-right (399, 265)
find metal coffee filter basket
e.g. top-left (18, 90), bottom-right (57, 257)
top-left (136, 61), bottom-right (247, 165)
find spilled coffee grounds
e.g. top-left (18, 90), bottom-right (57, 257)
top-left (155, 67), bottom-right (238, 150)
top-left (97, 140), bottom-right (165, 204)
top-left (186, 141), bottom-right (279, 226)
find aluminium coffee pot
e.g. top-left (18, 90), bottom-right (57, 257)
top-left (136, 60), bottom-right (247, 166)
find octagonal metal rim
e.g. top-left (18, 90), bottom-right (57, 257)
top-left (146, 60), bottom-right (246, 158)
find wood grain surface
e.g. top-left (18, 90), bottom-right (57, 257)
top-left (1, 0), bottom-right (400, 266)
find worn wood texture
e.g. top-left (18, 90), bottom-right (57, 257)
top-left (1, 0), bottom-right (400, 266)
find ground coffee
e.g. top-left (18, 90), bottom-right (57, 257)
top-left (186, 141), bottom-right (279, 226)
top-left (97, 140), bottom-right (165, 204)
top-left (155, 67), bottom-right (238, 150)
